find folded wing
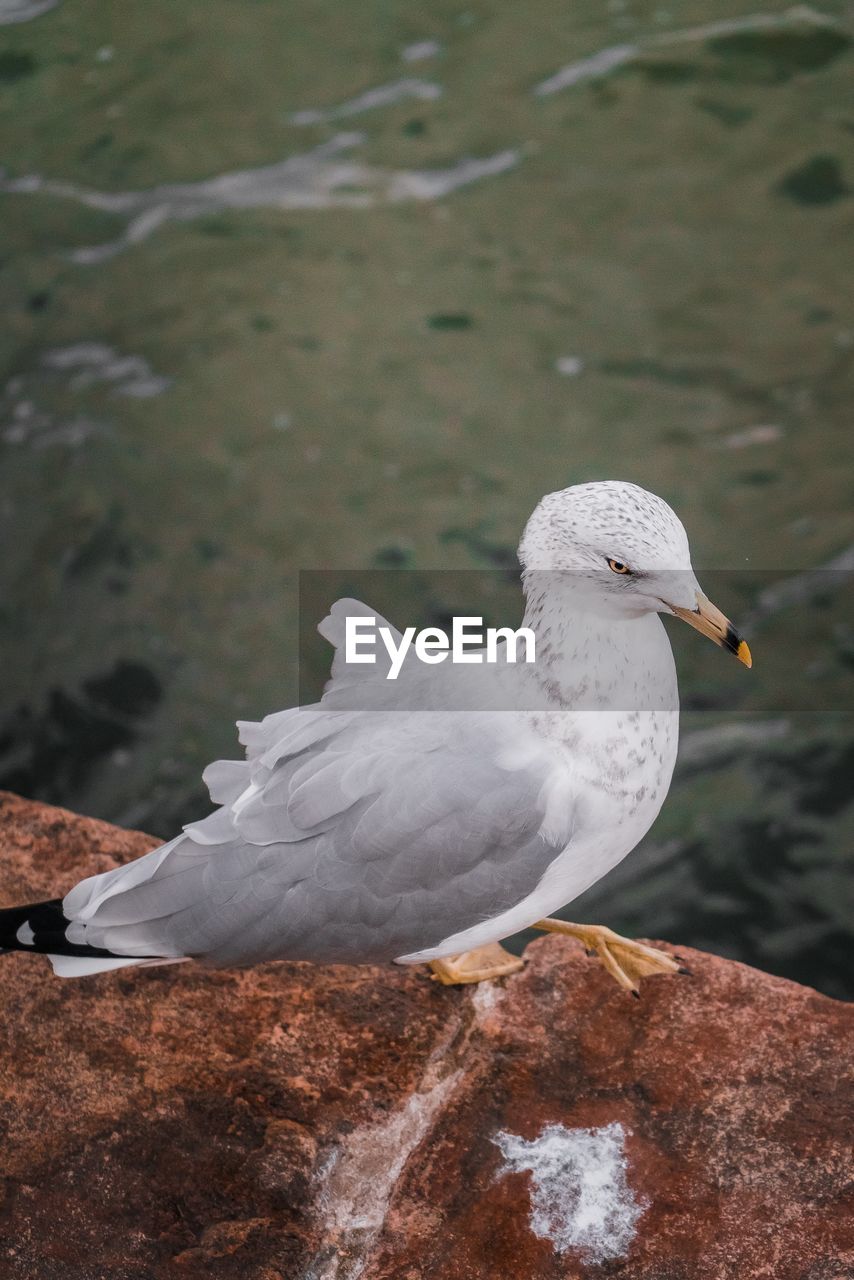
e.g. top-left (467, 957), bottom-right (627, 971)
top-left (61, 600), bottom-right (570, 968)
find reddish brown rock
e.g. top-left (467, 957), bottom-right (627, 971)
top-left (0, 791), bottom-right (852, 1280)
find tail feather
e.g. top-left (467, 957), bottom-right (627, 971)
top-left (0, 898), bottom-right (114, 957)
top-left (0, 898), bottom-right (144, 963)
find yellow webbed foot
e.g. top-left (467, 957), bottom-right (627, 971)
top-left (429, 941), bottom-right (525, 985)
top-left (533, 919), bottom-right (681, 995)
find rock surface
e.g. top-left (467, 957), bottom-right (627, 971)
top-left (0, 791), bottom-right (852, 1280)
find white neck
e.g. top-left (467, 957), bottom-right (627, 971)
top-left (521, 572), bottom-right (678, 712)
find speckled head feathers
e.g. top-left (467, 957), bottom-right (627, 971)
top-left (519, 481), bottom-right (692, 573)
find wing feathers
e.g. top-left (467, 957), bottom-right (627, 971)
top-left (57, 598), bottom-right (568, 969)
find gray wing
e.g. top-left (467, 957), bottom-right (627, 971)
top-left (63, 604), bottom-right (567, 966)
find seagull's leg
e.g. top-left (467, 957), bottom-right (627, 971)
top-left (532, 919), bottom-right (681, 994)
top-left (428, 942), bottom-right (525, 985)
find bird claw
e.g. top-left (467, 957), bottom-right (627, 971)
top-left (533, 919), bottom-right (681, 994)
top-left (428, 942), bottom-right (525, 985)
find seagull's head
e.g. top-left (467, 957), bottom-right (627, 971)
top-left (519, 480), bottom-right (752, 667)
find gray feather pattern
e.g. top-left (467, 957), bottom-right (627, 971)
top-left (63, 636), bottom-right (564, 965)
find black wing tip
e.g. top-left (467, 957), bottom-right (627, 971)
top-left (0, 897), bottom-right (115, 959)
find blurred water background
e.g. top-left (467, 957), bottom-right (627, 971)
top-left (1, 0), bottom-right (852, 996)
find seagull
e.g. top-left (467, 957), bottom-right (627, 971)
top-left (0, 481), bottom-right (751, 992)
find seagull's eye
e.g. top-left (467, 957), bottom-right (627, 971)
top-left (607, 558), bottom-right (631, 575)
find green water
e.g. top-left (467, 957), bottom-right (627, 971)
top-left (1, 1), bottom-right (852, 996)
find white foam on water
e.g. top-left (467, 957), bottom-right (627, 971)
top-left (289, 78), bottom-right (441, 126)
top-left (0, 0), bottom-right (60, 24)
top-left (0, 135), bottom-right (519, 263)
top-left (401, 40), bottom-right (443, 62)
top-left (534, 7), bottom-right (839, 97)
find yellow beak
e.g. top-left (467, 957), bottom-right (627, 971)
top-left (670, 593), bottom-right (752, 668)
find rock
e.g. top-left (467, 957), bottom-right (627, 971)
top-left (0, 792), bottom-right (852, 1279)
